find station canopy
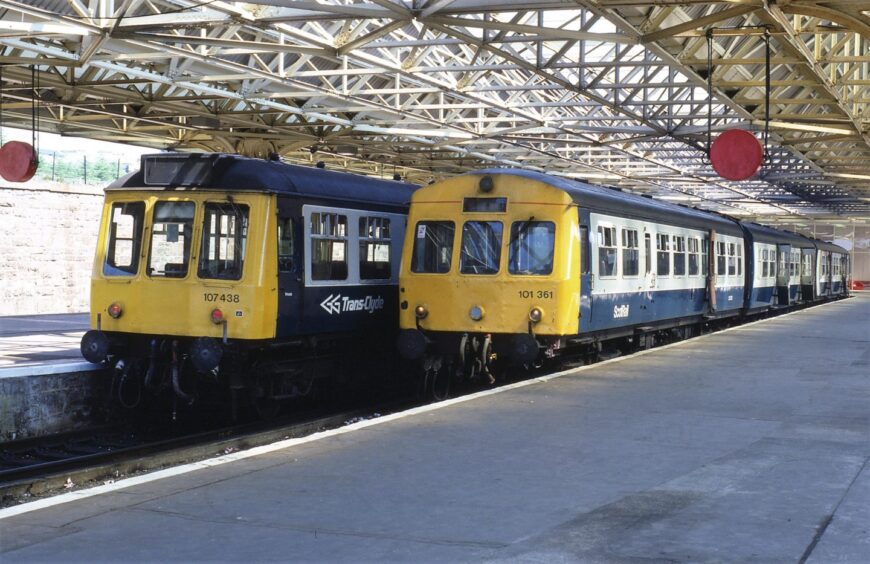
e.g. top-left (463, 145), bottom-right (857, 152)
top-left (0, 0), bottom-right (868, 226)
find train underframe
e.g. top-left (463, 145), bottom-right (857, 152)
top-left (398, 294), bottom-right (849, 398)
top-left (81, 330), bottom-right (396, 420)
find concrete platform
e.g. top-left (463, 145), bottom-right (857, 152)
top-left (1, 296), bottom-right (868, 562)
top-left (0, 313), bottom-right (89, 368)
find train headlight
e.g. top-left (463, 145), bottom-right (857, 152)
top-left (414, 305), bottom-right (428, 319)
top-left (469, 305), bottom-right (484, 321)
top-left (210, 308), bottom-right (224, 324)
top-left (107, 303), bottom-right (123, 319)
top-left (479, 175), bottom-right (494, 193)
top-left (529, 307), bottom-right (543, 323)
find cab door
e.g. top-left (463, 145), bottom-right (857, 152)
top-left (276, 197), bottom-right (304, 337)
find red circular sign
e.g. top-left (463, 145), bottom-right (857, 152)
top-left (710, 129), bottom-right (763, 181)
top-left (0, 141), bottom-right (39, 183)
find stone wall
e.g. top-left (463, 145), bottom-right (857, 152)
top-left (0, 183), bottom-right (103, 315)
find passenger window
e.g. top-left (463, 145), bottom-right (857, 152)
top-left (762, 249), bottom-right (768, 278)
top-left (716, 241), bottom-right (726, 275)
top-left (688, 238), bottom-right (699, 276)
top-left (597, 225), bottom-right (617, 277)
top-left (359, 216), bottom-right (391, 280)
top-left (310, 212), bottom-right (348, 281)
top-left (736, 244), bottom-right (743, 276)
top-left (411, 221), bottom-right (455, 273)
top-left (656, 233), bottom-right (670, 276)
top-left (727, 243), bottom-right (736, 276)
top-left (199, 203), bottom-right (249, 280)
top-left (104, 202), bottom-right (144, 276)
top-left (148, 201), bottom-right (195, 278)
top-left (509, 221), bottom-right (555, 275)
top-left (673, 236), bottom-right (686, 276)
top-left (460, 221), bottom-right (503, 275)
top-left (277, 217), bottom-right (294, 272)
top-left (621, 228), bottom-right (639, 277)
top-left (645, 233), bottom-right (652, 275)
top-left (701, 237), bottom-right (708, 276)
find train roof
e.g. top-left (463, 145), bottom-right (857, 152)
top-left (108, 153), bottom-right (418, 206)
top-left (811, 238), bottom-right (848, 254)
top-left (473, 168), bottom-right (743, 236)
top-left (740, 222), bottom-right (813, 247)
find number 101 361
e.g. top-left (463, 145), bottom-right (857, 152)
top-left (518, 290), bottom-right (553, 299)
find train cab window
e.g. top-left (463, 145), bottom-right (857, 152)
top-left (460, 221), bottom-right (503, 275)
top-left (199, 203), bottom-right (249, 280)
top-left (656, 234), bottom-right (670, 276)
top-left (509, 221), bottom-right (555, 275)
top-left (104, 202), bottom-right (144, 276)
top-left (716, 241), bottom-right (726, 275)
top-left (277, 217), bottom-right (295, 272)
top-left (701, 237), bottom-right (708, 276)
top-left (412, 221), bottom-right (455, 273)
top-left (687, 238), bottom-right (699, 276)
top-left (310, 212), bottom-right (348, 280)
top-left (621, 228), bottom-right (638, 277)
top-left (359, 216), bottom-right (391, 280)
top-left (597, 225), bottom-right (617, 277)
top-left (148, 201), bottom-right (195, 278)
top-left (673, 236), bottom-right (686, 276)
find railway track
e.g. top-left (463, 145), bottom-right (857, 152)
top-left (0, 402), bottom-right (405, 506)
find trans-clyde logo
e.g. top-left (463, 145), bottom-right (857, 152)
top-left (320, 294), bottom-right (385, 315)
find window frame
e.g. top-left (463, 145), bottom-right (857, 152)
top-left (673, 235), bottom-right (686, 277)
top-left (687, 237), bottom-right (700, 276)
top-left (103, 201), bottom-right (145, 277)
top-left (656, 233), bottom-right (671, 277)
top-left (303, 204), bottom-right (405, 286)
top-left (620, 227), bottom-right (639, 278)
top-left (358, 216), bottom-right (393, 281)
top-left (146, 200), bottom-right (196, 280)
top-left (411, 219), bottom-right (456, 275)
top-left (508, 220), bottom-right (556, 276)
top-left (197, 202), bottom-right (249, 281)
top-left (459, 220), bottom-right (504, 276)
top-left (597, 224), bottom-right (618, 278)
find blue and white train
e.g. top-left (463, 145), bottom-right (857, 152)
top-left (396, 169), bottom-right (850, 374)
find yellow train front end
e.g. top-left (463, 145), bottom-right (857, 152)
top-left (397, 173), bottom-right (581, 379)
top-left (88, 190), bottom-right (277, 342)
top-left (81, 186), bottom-right (277, 406)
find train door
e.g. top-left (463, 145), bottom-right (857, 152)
top-left (578, 209), bottom-right (592, 331)
top-left (643, 231), bottom-right (656, 291)
top-left (706, 229), bottom-right (717, 314)
top-left (276, 197), bottom-right (304, 337)
top-left (776, 244), bottom-right (790, 305)
top-left (801, 249), bottom-right (815, 301)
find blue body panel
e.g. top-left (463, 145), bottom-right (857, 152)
top-left (749, 285), bottom-right (776, 310)
top-left (580, 286), bottom-right (742, 334)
